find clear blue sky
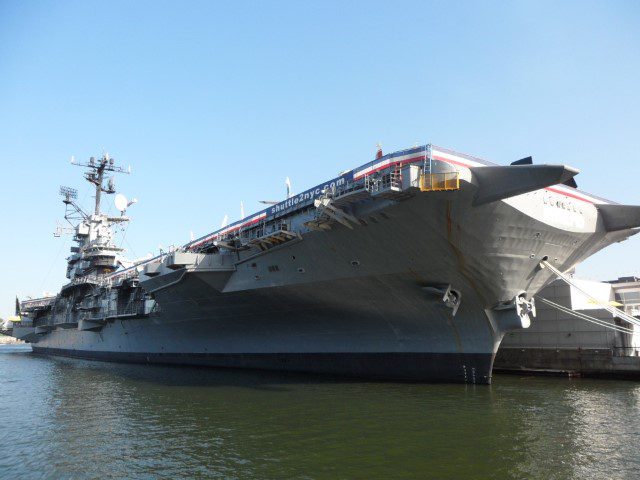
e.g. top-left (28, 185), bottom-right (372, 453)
top-left (1, 1), bottom-right (639, 318)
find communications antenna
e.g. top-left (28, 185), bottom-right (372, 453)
top-left (71, 153), bottom-right (130, 215)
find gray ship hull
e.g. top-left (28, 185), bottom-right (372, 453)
top-left (30, 270), bottom-right (498, 382)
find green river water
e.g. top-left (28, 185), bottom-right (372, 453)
top-left (1, 344), bottom-right (639, 479)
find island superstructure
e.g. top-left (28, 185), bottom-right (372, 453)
top-left (6, 144), bottom-right (640, 383)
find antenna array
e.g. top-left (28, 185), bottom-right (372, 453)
top-left (59, 186), bottom-right (78, 202)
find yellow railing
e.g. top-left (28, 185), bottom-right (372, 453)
top-left (419, 172), bottom-right (460, 192)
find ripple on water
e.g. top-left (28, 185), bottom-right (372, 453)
top-left (1, 347), bottom-right (639, 479)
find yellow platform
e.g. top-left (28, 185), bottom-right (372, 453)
top-left (419, 172), bottom-right (460, 192)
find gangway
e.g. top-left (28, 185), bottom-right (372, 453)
top-left (538, 259), bottom-right (640, 333)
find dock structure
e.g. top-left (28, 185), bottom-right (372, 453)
top-left (496, 276), bottom-right (640, 378)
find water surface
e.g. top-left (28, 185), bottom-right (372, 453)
top-left (1, 344), bottom-right (639, 479)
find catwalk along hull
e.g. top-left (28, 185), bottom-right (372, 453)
top-left (28, 173), bottom-right (628, 384)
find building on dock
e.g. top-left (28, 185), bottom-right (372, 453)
top-left (495, 276), bottom-right (640, 377)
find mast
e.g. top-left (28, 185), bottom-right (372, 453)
top-left (72, 153), bottom-right (128, 216)
top-left (94, 164), bottom-right (104, 215)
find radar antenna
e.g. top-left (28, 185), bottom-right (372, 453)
top-left (59, 185), bottom-right (88, 227)
top-left (71, 153), bottom-right (129, 215)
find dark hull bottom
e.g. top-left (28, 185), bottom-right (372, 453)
top-left (31, 347), bottom-right (495, 384)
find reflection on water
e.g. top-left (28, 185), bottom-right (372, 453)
top-left (1, 344), bottom-right (639, 479)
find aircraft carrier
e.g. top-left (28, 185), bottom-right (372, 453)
top-left (5, 143), bottom-right (640, 383)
